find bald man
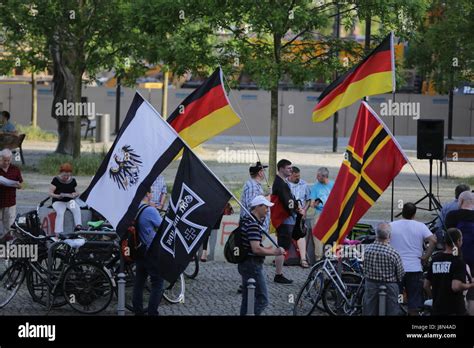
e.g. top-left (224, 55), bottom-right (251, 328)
top-left (446, 191), bottom-right (474, 272)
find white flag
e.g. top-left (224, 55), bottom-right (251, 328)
top-left (81, 93), bottom-right (183, 235)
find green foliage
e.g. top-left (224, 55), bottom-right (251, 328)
top-left (38, 152), bottom-right (106, 176)
top-left (406, 0), bottom-right (474, 93)
top-left (16, 125), bottom-right (57, 142)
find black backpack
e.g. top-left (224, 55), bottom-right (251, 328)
top-left (224, 225), bottom-right (249, 264)
top-left (120, 204), bottom-right (150, 263)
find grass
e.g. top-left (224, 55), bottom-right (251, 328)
top-left (37, 152), bottom-right (107, 176)
top-left (16, 125), bottom-right (57, 142)
top-left (450, 176), bottom-right (474, 186)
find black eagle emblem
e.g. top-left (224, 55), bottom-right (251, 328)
top-left (109, 145), bottom-right (143, 190)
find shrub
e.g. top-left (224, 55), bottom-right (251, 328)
top-left (16, 125), bottom-right (57, 142)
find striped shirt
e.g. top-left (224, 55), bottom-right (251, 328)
top-left (363, 241), bottom-right (405, 283)
top-left (240, 214), bottom-right (264, 259)
top-left (151, 175), bottom-right (167, 205)
top-left (239, 178), bottom-right (269, 231)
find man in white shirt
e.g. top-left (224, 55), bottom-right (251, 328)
top-left (390, 202), bottom-right (437, 315)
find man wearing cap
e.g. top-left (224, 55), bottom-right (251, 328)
top-left (240, 161), bottom-right (270, 230)
top-left (238, 195), bottom-right (285, 315)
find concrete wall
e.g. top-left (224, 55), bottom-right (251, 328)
top-left (1, 83), bottom-right (473, 137)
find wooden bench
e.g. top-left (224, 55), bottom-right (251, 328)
top-left (441, 143), bottom-right (474, 178)
top-left (0, 133), bottom-right (26, 164)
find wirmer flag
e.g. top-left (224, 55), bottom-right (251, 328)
top-left (313, 101), bottom-right (407, 245)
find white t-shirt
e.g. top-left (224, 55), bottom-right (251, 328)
top-left (389, 219), bottom-right (433, 272)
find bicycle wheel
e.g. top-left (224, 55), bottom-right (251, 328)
top-left (322, 272), bottom-right (363, 316)
top-left (293, 269), bottom-right (325, 316)
top-left (0, 260), bottom-right (25, 308)
top-left (62, 262), bottom-right (113, 314)
top-left (163, 274), bottom-right (185, 304)
top-left (183, 253), bottom-right (199, 279)
top-left (26, 255), bottom-right (68, 308)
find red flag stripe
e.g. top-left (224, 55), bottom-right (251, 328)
top-left (314, 50), bottom-right (392, 111)
top-left (169, 84), bottom-right (229, 132)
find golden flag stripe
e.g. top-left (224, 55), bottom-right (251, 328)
top-left (177, 105), bottom-right (240, 148)
top-left (312, 71), bottom-right (393, 122)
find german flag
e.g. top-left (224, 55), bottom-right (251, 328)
top-left (269, 175), bottom-right (293, 233)
top-left (168, 68), bottom-right (240, 148)
top-left (313, 101), bottom-right (407, 245)
top-left (312, 33), bottom-right (395, 122)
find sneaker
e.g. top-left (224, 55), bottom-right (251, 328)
top-left (274, 274), bottom-right (293, 284)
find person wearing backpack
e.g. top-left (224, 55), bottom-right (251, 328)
top-left (238, 195), bottom-right (285, 316)
top-left (132, 187), bottom-right (164, 316)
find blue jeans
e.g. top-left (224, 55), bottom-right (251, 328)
top-left (238, 257), bottom-right (268, 316)
top-left (132, 253), bottom-right (164, 316)
top-left (400, 272), bottom-right (424, 311)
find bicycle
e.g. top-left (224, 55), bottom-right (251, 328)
top-left (0, 215), bottom-right (115, 314)
top-left (78, 217), bottom-right (187, 306)
top-left (183, 251), bottom-right (200, 279)
top-left (293, 257), bottom-right (362, 316)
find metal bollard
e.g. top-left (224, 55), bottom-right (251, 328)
top-left (246, 278), bottom-right (256, 316)
top-left (95, 113), bottom-right (110, 143)
top-left (378, 285), bottom-right (387, 316)
top-left (117, 272), bottom-right (126, 316)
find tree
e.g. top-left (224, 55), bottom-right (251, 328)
top-left (199, 0), bottom-right (428, 182)
top-left (406, 0), bottom-right (474, 138)
top-left (0, 1), bottom-right (137, 157)
top-left (201, 0), bottom-right (355, 182)
top-left (0, 3), bottom-right (51, 128)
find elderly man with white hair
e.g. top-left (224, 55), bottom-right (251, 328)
top-left (0, 148), bottom-right (23, 241)
top-left (308, 167), bottom-right (334, 262)
top-left (362, 222), bottom-right (405, 316)
top-left (446, 190), bottom-right (474, 273)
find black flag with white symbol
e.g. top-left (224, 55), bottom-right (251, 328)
top-left (151, 148), bottom-right (232, 283)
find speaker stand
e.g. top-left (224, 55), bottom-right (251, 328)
top-left (396, 158), bottom-right (442, 218)
top-left (413, 158), bottom-right (443, 212)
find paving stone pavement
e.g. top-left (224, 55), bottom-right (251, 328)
top-left (0, 260), bottom-right (320, 316)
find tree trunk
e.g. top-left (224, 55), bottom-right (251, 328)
top-left (31, 72), bottom-right (37, 128)
top-left (269, 33), bottom-right (282, 184)
top-left (50, 37), bottom-right (80, 156)
top-left (73, 72), bottom-right (82, 158)
top-left (161, 67), bottom-right (169, 119)
top-left (269, 86), bottom-right (279, 184)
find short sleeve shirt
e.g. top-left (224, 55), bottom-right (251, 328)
top-left (0, 165), bottom-right (23, 208)
top-left (426, 253), bottom-right (467, 315)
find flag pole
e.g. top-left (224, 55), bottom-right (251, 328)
top-left (390, 32), bottom-right (396, 222)
top-left (137, 91), bottom-right (280, 247)
top-left (219, 67), bottom-right (271, 191)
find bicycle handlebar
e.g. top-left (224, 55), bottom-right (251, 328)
top-left (38, 197), bottom-right (51, 209)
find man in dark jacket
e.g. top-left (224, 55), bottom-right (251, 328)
top-left (271, 159), bottom-right (302, 284)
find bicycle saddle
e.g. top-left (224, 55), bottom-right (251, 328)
top-left (87, 220), bottom-right (105, 229)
